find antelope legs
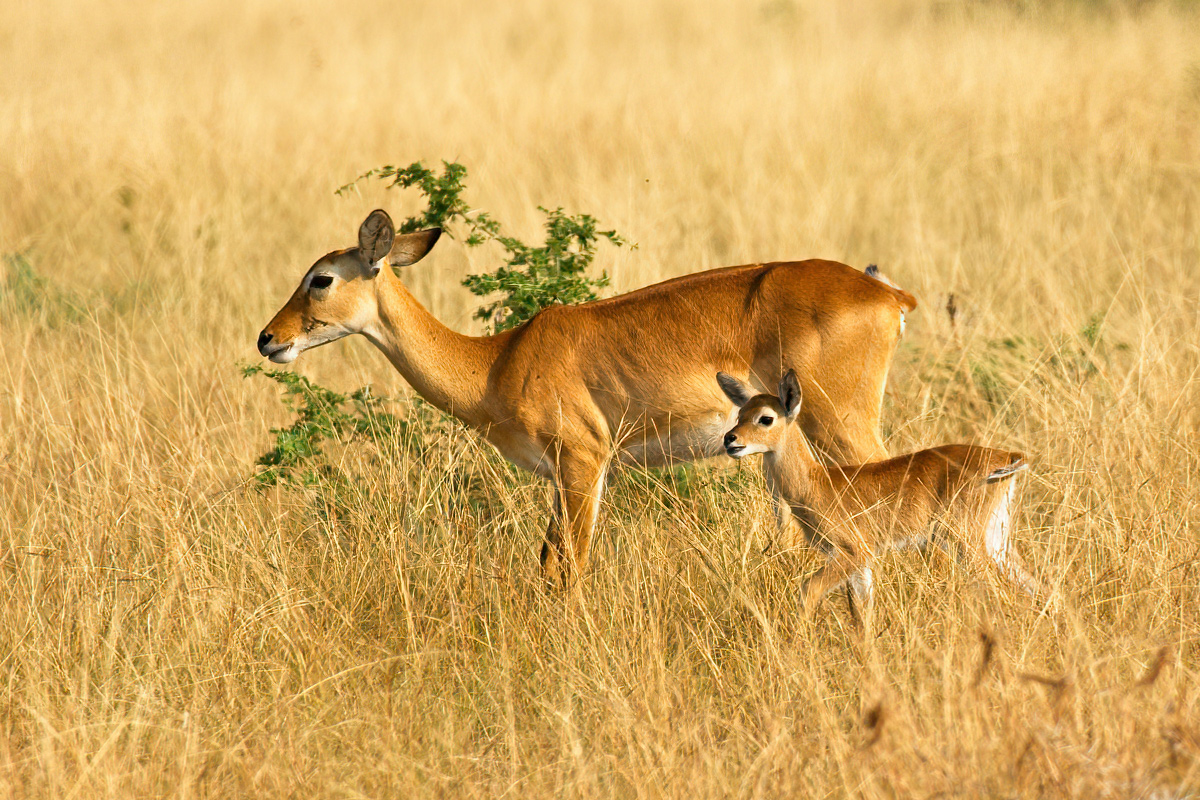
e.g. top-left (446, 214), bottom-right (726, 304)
top-left (800, 543), bottom-right (874, 616)
top-left (540, 451), bottom-right (606, 589)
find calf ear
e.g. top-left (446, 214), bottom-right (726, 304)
top-left (717, 372), bottom-right (754, 407)
top-left (391, 228), bottom-right (442, 267)
top-left (779, 370), bottom-right (802, 418)
top-left (358, 209), bottom-right (396, 271)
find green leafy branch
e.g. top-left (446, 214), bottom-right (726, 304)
top-left (341, 159), bottom-right (629, 331)
top-left (336, 160), bottom-right (500, 243)
top-left (242, 364), bottom-right (403, 486)
top-left (464, 207), bottom-right (625, 332)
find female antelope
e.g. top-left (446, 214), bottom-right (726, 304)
top-left (718, 370), bottom-right (1053, 614)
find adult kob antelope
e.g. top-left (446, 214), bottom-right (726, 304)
top-left (719, 370), bottom-right (1054, 614)
top-left (258, 209), bottom-right (916, 587)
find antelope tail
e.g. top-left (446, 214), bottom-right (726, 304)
top-left (865, 264), bottom-right (918, 313)
top-left (985, 458), bottom-right (1028, 484)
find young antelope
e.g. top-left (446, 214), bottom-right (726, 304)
top-left (718, 370), bottom-right (1054, 614)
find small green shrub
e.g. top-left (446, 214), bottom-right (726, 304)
top-left (463, 207), bottom-right (624, 331)
top-left (339, 160), bottom-right (627, 332)
top-left (1, 253), bottom-right (84, 326)
top-left (243, 364), bottom-right (399, 486)
top-left (338, 160), bottom-right (500, 242)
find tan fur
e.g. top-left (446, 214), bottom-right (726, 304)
top-left (259, 210), bottom-right (916, 586)
top-left (720, 371), bottom-right (1053, 614)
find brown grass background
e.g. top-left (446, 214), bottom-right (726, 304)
top-left (2, 0), bottom-right (1199, 796)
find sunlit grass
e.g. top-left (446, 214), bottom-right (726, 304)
top-left (1, 0), bottom-right (1198, 796)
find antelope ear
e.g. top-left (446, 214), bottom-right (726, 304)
top-left (391, 228), bottom-right (442, 267)
top-left (358, 209), bottom-right (396, 272)
top-left (778, 370), bottom-right (802, 418)
top-left (717, 372), bottom-right (754, 407)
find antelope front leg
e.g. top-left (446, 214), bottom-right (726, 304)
top-left (539, 451), bottom-right (607, 589)
top-left (844, 565), bottom-right (876, 624)
top-left (768, 492), bottom-right (805, 553)
top-left (800, 545), bottom-right (870, 616)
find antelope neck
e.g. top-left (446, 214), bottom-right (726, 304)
top-left (363, 272), bottom-right (501, 426)
top-left (763, 428), bottom-right (829, 504)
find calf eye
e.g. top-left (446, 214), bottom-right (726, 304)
top-left (310, 275), bottom-right (334, 290)
top-left (758, 415), bottom-right (774, 426)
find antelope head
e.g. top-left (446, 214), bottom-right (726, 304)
top-left (718, 369), bottom-right (803, 458)
top-left (257, 209), bottom-right (441, 363)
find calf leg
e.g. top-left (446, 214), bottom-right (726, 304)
top-left (801, 544), bottom-right (871, 616)
top-left (843, 565), bottom-right (876, 625)
top-left (768, 492), bottom-right (807, 552)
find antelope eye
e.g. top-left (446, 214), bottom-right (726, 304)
top-left (310, 275), bottom-right (334, 290)
top-left (758, 415), bottom-right (774, 426)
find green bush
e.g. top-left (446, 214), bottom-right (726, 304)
top-left (242, 364), bottom-right (409, 487)
top-left (340, 159), bottom-right (627, 332)
top-left (1, 252), bottom-right (84, 327)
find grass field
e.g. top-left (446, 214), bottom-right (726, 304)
top-left (3, 0), bottom-right (1200, 796)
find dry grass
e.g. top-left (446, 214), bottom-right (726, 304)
top-left (2, 0), bottom-right (1200, 796)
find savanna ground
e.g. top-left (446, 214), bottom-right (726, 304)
top-left (2, 0), bottom-right (1200, 796)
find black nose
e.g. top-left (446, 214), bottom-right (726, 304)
top-left (257, 331), bottom-right (273, 354)
top-left (723, 431), bottom-right (737, 447)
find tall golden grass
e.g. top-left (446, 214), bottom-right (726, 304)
top-left (2, 0), bottom-right (1199, 795)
